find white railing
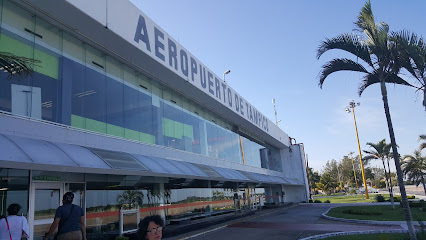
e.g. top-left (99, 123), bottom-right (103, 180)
top-left (119, 208), bottom-right (140, 237)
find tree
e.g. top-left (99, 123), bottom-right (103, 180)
top-left (420, 134), bottom-right (426, 152)
top-left (363, 139), bottom-right (395, 208)
top-left (340, 155), bottom-right (361, 188)
top-left (402, 151), bottom-right (426, 194)
top-left (322, 159), bottom-right (339, 180)
top-left (317, 2), bottom-right (416, 238)
top-left (116, 190), bottom-right (144, 209)
top-left (307, 167), bottom-right (321, 195)
top-left (0, 52), bottom-right (39, 78)
top-left (367, 166), bottom-right (386, 188)
top-left (318, 172), bottom-right (337, 195)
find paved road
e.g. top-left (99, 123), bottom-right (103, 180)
top-left (165, 204), bottom-right (403, 240)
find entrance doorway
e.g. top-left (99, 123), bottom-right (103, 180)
top-left (29, 182), bottom-right (85, 240)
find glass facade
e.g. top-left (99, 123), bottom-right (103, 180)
top-left (82, 174), bottom-right (263, 239)
top-left (0, 1), bottom-right (281, 171)
top-left (0, 169), bottom-right (29, 217)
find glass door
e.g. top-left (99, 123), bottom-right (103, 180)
top-left (29, 182), bottom-right (64, 240)
top-left (29, 182), bottom-right (86, 240)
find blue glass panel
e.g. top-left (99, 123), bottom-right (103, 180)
top-left (106, 77), bottom-right (123, 128)
top-left (84, 67), bottom-right (106, 126)
top-left (124, 85), bottom-right (141, 133)
top-left (68, 58), bottom-right (85, 122)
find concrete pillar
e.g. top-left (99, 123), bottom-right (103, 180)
top-left (158, 182), bottom-right (166, 221)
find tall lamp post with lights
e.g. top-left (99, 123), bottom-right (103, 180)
top-left (223, 70), bottom-right (230, 83)
top-left (345, 101), bottom-right (369, 199)
top-left (272, 98), bottom-right (281, 126)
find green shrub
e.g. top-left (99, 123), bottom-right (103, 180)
top-left (115, 237), bottom-right (129, 240)
top-left (349, 189), bottom-right (356, 195)
top-left (393, 196), bottom-right (402, 202)
top-left (342, 209), bottom-right (383, 216)
top-left (314, 200), bottom-right (322, 203)
top-left (399, 201), bottom-right (426, 208)
top-left (324, 200), bottom-right (330, 203)
top-left (375, 194), bottom-right (385, 202)
top-left (308, 199), bottom-right (313, 203)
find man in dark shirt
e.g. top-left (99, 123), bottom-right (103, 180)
top-left (44, 192), bottom-right (86, 240)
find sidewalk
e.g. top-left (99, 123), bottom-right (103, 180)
top-left (163, 203), bottom-right (294, 239)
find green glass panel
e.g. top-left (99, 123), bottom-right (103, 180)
top-left (125, 128), bottom-right (140, 141)
top-left (72, 115), bottom-right (156, 144)
top-left (86, 118), bottom-right (106, 134)
top-left (162, 118), bottom-right (175, 138)
top-left (34, 48), bottom-right (58, 79)
top-left (183, 124), bottom-right (193, 140)
top-left (107, 124), bottom-right (124, 138)
top-left (174, 120), bottom-right (184, 139)
top-left (0, 34), bottom-right (58, 79)
top-left (140, 132), bottom-right (155, 144)
top-left (162, 118), bottom-right (193, 140)
top-left (71, 114), bottom-right (85, 129)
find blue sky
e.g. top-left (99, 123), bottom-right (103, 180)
top-left (129, 0), bottom-right (426, 172)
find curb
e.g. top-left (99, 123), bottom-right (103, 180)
top-left (321, 207), bottom-right (401, 226)
top-left (299, 204), bottom-right (426, 240)
top-left (321, 206), bottom-right (426, 226)
top-left (299, 229), bottom-right (409, 240)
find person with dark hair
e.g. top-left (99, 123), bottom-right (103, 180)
top-left (136, 215), bottom-right (163, 240)
top-left (44, 192), bottom-right (86, 240)
top-left (0, 203), bottom-right (29, 240)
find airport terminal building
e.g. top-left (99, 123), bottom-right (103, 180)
top-left (0, 0), bottom-right (309, 239)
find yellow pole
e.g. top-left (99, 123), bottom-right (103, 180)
top-left (239, 136), bottom-right (248, 207)
top-left (239, 136), bottom-right (246, 165)
top-left (351, 106), bottom-right (369, 199)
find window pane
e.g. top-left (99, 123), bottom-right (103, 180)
top-left (105, 57), bottom-right (124, 137)
top-left (84, 46), bottom-right (106, 133)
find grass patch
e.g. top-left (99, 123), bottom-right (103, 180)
top-left (342, 209), bottom-right (383, 216)
top-left (328, 205), bottom-right (426, 221)
top-left (324, 233), bottom-right (408, 240)
top-left (312, 194), bottom-right (388, 203)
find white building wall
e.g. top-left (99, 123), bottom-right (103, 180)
top-left (280, 144), bottom-right (309, 202)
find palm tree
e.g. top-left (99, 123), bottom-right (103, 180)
top-left (420, 134), bottom-right (426, 152)
top-left (116, 190), bottom-right (144, 209)
top-left (402, 151), bottom-right (426, 194)
top-left (318, 172), bottom-right (337, 195)
top-left (363, 139), bottom-right (395, 209)
top-left (391, 32), bottom-right (426, 110)
top-left (317, 2), bottom-right (416, 238)
top-left (0, 52), bottom-right (39, 78)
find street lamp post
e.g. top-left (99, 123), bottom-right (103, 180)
top-left (272, 98), bottom-right (281, 126)
top-left (223, 70), bottom-right (230, 83)
top-left (346, 101), bottom-right (369, 199)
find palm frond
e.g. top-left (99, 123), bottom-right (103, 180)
top-left (419, 134), bottom-right (426, 152)
top-left (362, 154), bottom-right (378, 161)
top-left (355, 1), bottom-right (378, 44)
top-left (420, 142), bottom-right (426, 152)
top-left (318, 58), bottom-right (368, 88)
top-left (317, 33), bottom-right (372, 66)
top-left (391, 31), bottom-right (426, 82)
top-left (358, 71), bottom-right (414, 96)
top-left (0, 52), bottom-right (40, 78)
